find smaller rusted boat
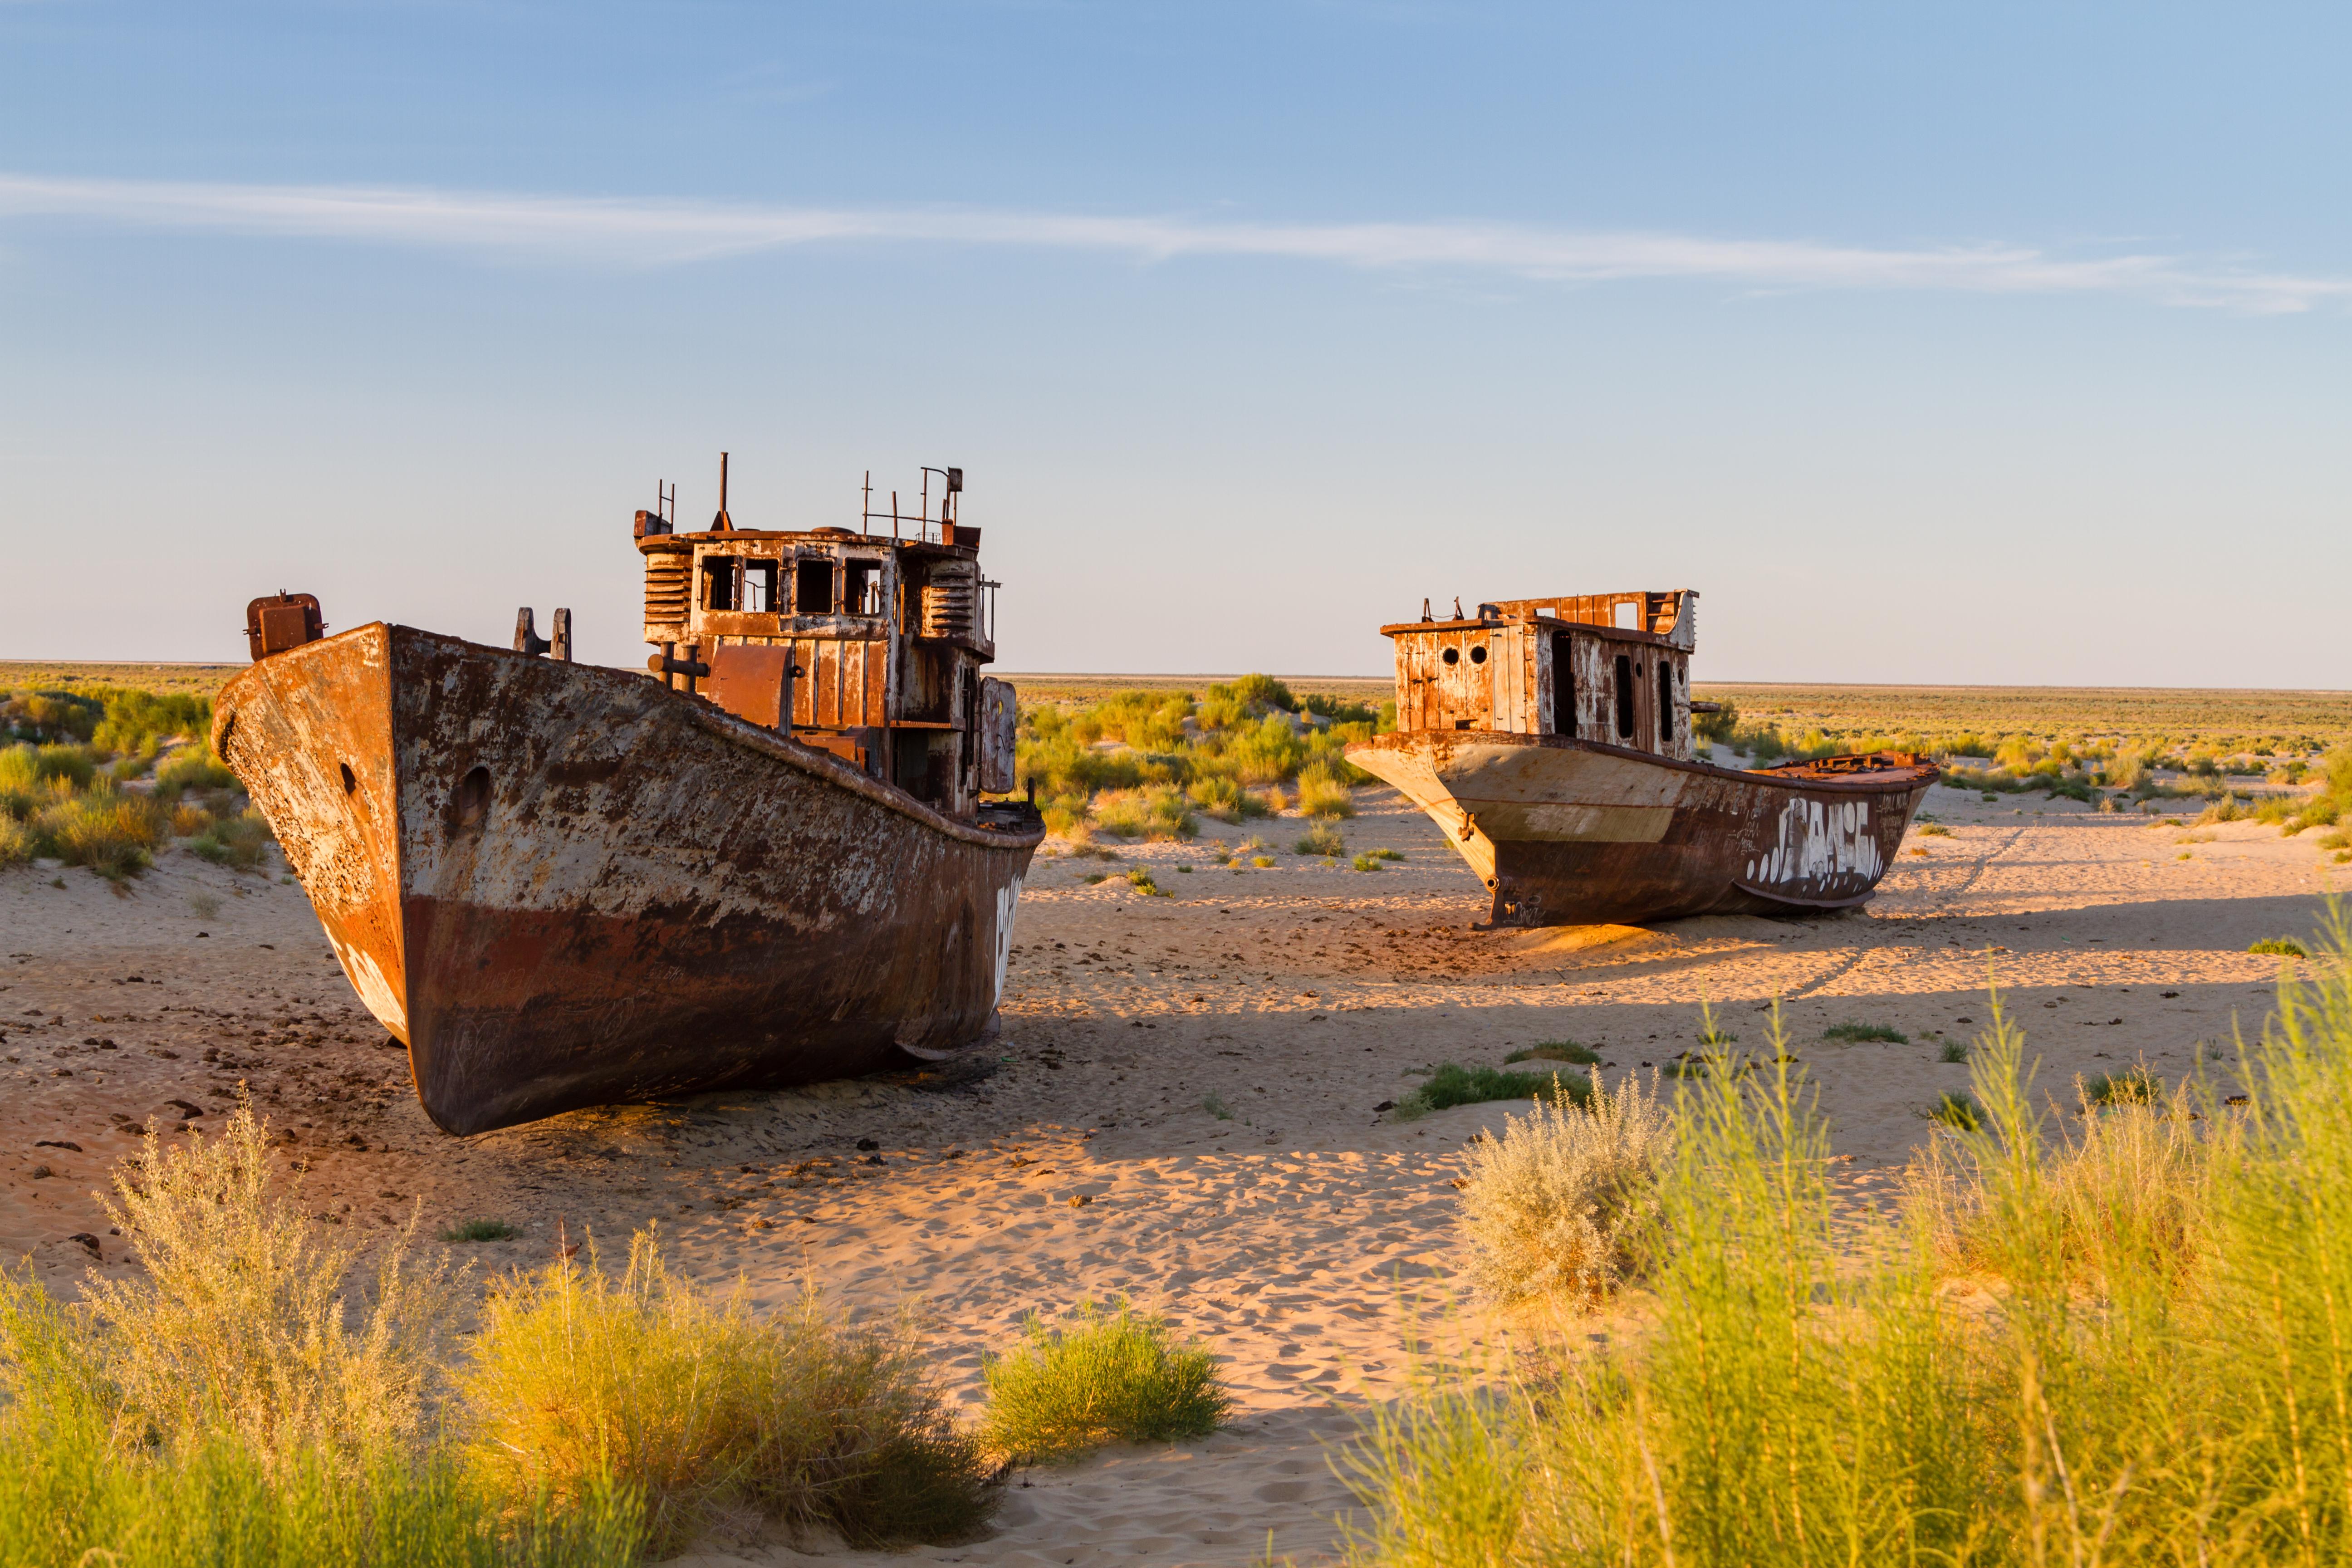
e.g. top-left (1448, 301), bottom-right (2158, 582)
top-left (1345, 592), bottom-right (1936, 928)
top-left (215, 461), bottom-right (1044, 1135)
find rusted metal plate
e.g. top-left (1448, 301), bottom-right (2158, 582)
top-left (245, 593), bottom-right (326, 660)
top-left (216, 624), bottom-right (1043, 1135)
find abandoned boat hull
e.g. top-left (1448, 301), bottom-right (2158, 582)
top-left (1346, 732), bottom-right (1935, 927)
top-left (214, 623), bottom-right (1043, 1135)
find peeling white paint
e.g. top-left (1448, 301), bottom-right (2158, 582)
top-left (1746, 796), bottom-right (1882, 889)
top-left (335, 936), bottom-right (408, 1036)
top-left (990, 872), bottom-right (1024, 1008)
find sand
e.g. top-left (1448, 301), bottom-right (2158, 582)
top-left (5, 780), bottom-right (2347, 1564)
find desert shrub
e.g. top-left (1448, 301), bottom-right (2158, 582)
top-left (37, 789), bottom-right (167, 879)
top-left (1225, 673), bottom-right (1295, 713)
top-left (169, 800), bottom-right (213, 837)
top-left (1091, 785), bottom-right (1196, 841)
top-left (1295, 822), bottom-right (1346, 858)
top-left (1299, 691), bottom-right (1378, 725)
top-left (1394, 1063), bottom-right (1591, 1121)
top-left (442, 1219), bottom-right (519, 1243)
top-left (1693, 698), bottom-right (1739, 745)
top-left (36, 1098), bottom-right (458, 1466)
top-left (0, 741), bottom-right (97, 794)
top-left (1504, 1042), bottom-right (1602, 1066)
top-left (1937, 1039), bottom-right (1969, 1062)
top-left (190, 807), bottom-right (277, 870)
top-left (1350, 852), bottom-right (1385, 872)
top-left (1916, 822), bottom-right (1951, 837)
top-left (1454, 1073), bottom-right (1671, 1304)
top-left (1222, 713), bottom-right (1310, 785)
top-left (2249, 935), bottom-right (2309, 958)
top-left (1, 688), bottom-right (100, 743)
top-left (90, 688), bottom-right (213, 755)
top-left (1297, 764), bottom-right (1356, 819)
top-left (1124, 868), bottom-right (1169, 897)
top-left (0, 815), bottom-right (29, 868)
top-left (978, 1300), bottom-right (1229, 1464)
top-left (1822, 1021), bottom-right (1906, 1043)
top-left (461, 1227), bottom-right (993, 1553)
top-left (156, 747), bottom-right (237, 798)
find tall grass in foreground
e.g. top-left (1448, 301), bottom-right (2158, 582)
top-left (0, 1100), bottom-right (999, 1564)
top-left (1349, 936), bottom-right (2352, 1566)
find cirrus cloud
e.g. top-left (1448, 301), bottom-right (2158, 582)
top-left (0, 171), bottom-right (2343, 314)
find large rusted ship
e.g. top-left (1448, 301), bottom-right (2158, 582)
top-left (1345, 592), bottom-right (1936, 928)
top-left (215, 461), bottom-right (1043, 1135)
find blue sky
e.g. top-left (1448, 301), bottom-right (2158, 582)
top-left (3, 2), bottom-right (2347, 685)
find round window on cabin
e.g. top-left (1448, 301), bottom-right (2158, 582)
top-left (1470, 645), bottom-right (1488, 664)
top-left (1441, 647), bottom-right (1460, 665)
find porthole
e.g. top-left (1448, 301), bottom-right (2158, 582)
top-left (453, 766), bottom-right (491, 829)
top-left (1470, 645), bottom-right (1488, 664)
top-left (1441, 647), bottom-right (1460, 665)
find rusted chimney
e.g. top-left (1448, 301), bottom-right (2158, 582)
top-left (711, 452), bottom-right (733, 532)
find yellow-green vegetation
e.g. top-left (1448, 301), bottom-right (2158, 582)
top-left (1453, 1073), bottom-right (1671, 1304)
top-left (1390, 1062), bottom-right (1592, 1122)
top-left (441, 1219), bottom-right (520, 1243)
top-left (1012, 675), bottom-right (1377, 841)
top-left (1350, 949), bottom-right (2352, 1566)
top-left (463, 1232), bottom-right (991, 1553)
top-left (0, 1101), bottom-right (1000, 1564)
top-left (1295, 822), bottom-right (1347, 858)
top-left (977, 1301), bottom-right (1230, 1465)
top-left (2249, 935), bottom-right (2311, 958)
top-left (0, 683), bottom-right (260, 879)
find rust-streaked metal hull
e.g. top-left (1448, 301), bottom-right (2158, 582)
top-left (214, 623), bottom-right (1043, 1135)
top-left (1347, 732), bottom-right (1935, 928)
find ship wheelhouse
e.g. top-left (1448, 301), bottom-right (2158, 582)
top-left (1380, 590), bottom-right (1700, 762)
top-left (633, 468), bottom-right (1016, 821)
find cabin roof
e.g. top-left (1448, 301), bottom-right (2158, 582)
top-left (637, 527), bottom-right (978, 558)
top-left (1378, 615), bottom-right (1676, 647)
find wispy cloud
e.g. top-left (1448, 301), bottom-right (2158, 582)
top-left (0, 171), bottom-right (2343, 313)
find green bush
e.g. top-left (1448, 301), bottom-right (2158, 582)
top-left (156, 747), bottom-right (237, 798)
top-left (2249, 936), bottom-right (2311, 959)
top-left (1822, 1022), bottom-right (1906, 1044)
top-left (1295, 823), bottom-right (1346, 858)
top-left (1392, 1063), bottom-right (1592, 1121)
top-left (1504, 1042), bottom-right (1602, 1066)
top-left (190, 808), bottom-right (276, 871)
top-left (978, 1301), bottom-right (1230, 1465)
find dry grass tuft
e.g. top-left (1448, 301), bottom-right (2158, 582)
top-left (459, 1227), bottom-right (994, 1553)
top-left (72, 1095), bottom-right (459, 1466)
top-left (1453, 1073), bottom-right (1671, 1304)
top-left (1297, 764), bottom-right (1356, 819)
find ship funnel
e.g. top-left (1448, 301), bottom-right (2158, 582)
top-left (710, 451), bottom-right (734, 531)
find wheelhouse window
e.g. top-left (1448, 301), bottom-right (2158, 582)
top-left (843, 559), bottom-right (882, 616)
top-left (1613, 654), bottom-right (1636, 739)
top-left (743, 560), bottom-right (778, 613)
top-left (702, 557), bottom-right (740, 612)
top-left (794, 557), bottom-right (836, 615)
top-left (1657, 661), bottom-right (1675, 745)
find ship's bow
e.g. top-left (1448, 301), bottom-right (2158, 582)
top-left (214, 624), bottom-right (412, 1041)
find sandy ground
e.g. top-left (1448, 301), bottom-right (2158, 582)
top-left (5, 781), bottom-right (2347, 1564)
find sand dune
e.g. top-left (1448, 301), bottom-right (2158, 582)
top-left (5, 779), bottom-right (2345, 1563)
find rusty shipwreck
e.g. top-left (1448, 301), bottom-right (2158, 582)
top-left (214, 461), bottom-right (1043, 1135)
top-left (1345, 592), bottom-right (1936, 928)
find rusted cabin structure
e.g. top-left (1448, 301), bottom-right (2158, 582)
top-left (634, 463), bottom-right (1014, 821)
top-left (1351, 586), bottom-right (1936, 929)
top-left (1385, 591), bottom-right (1698, 760)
